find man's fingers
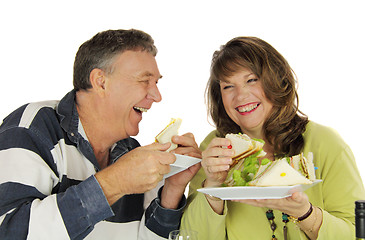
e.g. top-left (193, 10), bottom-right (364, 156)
top-left (171, 133), bottom-right (197, 147)
top-left (144, 141), bottom-right (171, 152)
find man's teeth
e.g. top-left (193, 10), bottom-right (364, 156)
top-left (134, 107), bottom-right (148, 113)
top-left (237, 103), bottom-right (259, 113)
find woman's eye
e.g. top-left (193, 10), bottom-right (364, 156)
top-left (247, 78), bottom-right (258, 84)
top-left (222, 85), bottom-right (233, 90)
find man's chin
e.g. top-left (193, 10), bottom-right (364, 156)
top-left (127, 126), bottom-right (139, 138)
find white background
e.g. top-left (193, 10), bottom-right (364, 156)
top-left (1, 0), bottom-right (364, 181)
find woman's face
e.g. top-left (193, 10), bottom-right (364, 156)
top-left (220, 68), bottom-right (273, 137)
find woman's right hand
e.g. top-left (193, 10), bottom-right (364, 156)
top-left (201, 137), bottom-right (235, 187)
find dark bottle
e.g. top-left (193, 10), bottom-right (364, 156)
top-left (356, 200), bottom-right (365, 240)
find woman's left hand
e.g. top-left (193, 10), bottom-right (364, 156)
top-left (233, 192), bottom-right (311, 219)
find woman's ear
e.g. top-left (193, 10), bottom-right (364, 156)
top-left (89, 68), bottom-right (106, 92)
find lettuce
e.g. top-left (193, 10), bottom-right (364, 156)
top-left (232, 170), bottom-right (247, 186)
top-left (232, 155), bottom-right (271, 186)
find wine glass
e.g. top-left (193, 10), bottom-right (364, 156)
top-left (168, 229), bottom-right (198, 240)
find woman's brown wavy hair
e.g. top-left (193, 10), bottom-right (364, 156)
top-left (206, 37), bottom-right (308, 158)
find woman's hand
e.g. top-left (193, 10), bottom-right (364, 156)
top-left (233, 192), bottom-right (311, 218)
top-left (201, 137), bottom-right (234, 187)
top-left (234, 192), bottom-right (322, 239)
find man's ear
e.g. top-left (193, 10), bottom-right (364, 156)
top-left (89, 68), bottom-right (106, 92)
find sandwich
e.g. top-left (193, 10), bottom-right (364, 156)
top-left (223, 133), bottom-right (317, 187)
top-left (223, 133), bottom-right (267, 186)
top-left (248, 153), bottom-right (316, 186)
top-left (155, 118), bottom-right (182, 152)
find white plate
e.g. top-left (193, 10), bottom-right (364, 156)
top-left (197, 180), bottom-right (322, 200)
top-left (164, 154), bottom-right (201, 179)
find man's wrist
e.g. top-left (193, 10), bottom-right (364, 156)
top-left (160, 183), bottom-right (185, 209)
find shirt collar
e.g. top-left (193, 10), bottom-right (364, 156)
top-left (56, 89), bottom-right (141, 169)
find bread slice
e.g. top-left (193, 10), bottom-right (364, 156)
top-left (155, 118), bottom-right (182, 152)
top-left (225, 133), bottom-right (253, 159)
top-left (289, 153), bottom-right (316, 181)
top-left (249, 158), bottom-right (312, 186)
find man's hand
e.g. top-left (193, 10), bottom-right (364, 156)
top-left (161, 133), bottom-right (202, 209)
top-left (95, 142), bottom-right (175, 205)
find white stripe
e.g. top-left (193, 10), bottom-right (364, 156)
top-left (27, 197), bottom-right (69, 240)
top-left (85, 221), bottom-right (139, 240)
top-left (85, 214), bottom-right (167, 240)
top-left (0, 148), bottom-right (58, 195)
top-left (50, 139), bottom-right (96, 181)
top-left (144, 181), bottom-right (163, 210)
top-left (19, 100), bottom-right (59, 129)
top-left (138, 214), bottom-right (168, 240)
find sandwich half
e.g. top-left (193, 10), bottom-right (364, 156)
top-left (223, 133), bottom-right (266, 186)
top-left (249, 158), bottom-right (313, 186)
top-left (155, 118), bottom-right (182, 152)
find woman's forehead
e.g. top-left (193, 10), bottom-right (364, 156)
top-left (219, 69), bottom-right (257, 83)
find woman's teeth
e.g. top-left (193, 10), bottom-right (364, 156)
top-left (134, 107), bottom-right (148, 113)
top-left (237, 103), bottom-right (259, 113)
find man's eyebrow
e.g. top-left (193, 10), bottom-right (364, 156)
top-left (141, 71), bottom-right (163, 79)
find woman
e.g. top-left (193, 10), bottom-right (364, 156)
top-left (181, 37), bottom-right (365, 239)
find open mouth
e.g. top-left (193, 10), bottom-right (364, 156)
top-left (236, 103), bottom-right (260, 114)
top-left (133, 106), bottom-right (148, 114)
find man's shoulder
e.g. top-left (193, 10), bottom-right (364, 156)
top-left (19, 100), bottom-right (60, 128)
top-left (1, 100), bottom-right (62, 142)
top-left (1, 100), bottom-right (59, 129)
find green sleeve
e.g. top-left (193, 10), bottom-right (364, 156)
top-left (303, 122), bottom-right (365, 239)
top-left (181, 131), bottom-right (227, 239)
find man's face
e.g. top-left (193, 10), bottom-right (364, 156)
top-left (102, 50), bottom-right (162, 139)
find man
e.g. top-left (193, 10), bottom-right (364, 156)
top-left (0, 29), bottom-right (201, 239)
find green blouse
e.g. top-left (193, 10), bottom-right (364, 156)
top-left (181, 121), bottom-right (365, 239)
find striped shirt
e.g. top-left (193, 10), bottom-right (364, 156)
top-left (0, 90), bottom-right (185, 240)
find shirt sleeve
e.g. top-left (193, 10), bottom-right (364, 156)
top-left (57, 175), bottom-right (114, 239)
top-left (144, 186), bottom-right (186, 239)
top-left (181, 131), bottom-right (227, 239)
top-left (181, 191), bottom-right (227, 240)
top-left (315, 146), bottom-right (365, 239)
top-left (0, 127), bottom-right (114, 240)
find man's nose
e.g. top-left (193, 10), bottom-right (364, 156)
top-left (148, 82), bottom-right (162, 102)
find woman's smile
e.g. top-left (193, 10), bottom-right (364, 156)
top-left (236, 102), bottom-right (260, 115)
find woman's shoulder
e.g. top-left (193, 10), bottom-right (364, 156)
top-left (199, 130), bottom-right (220, 151)
top-left (304, 121), bottom-right (348, 150)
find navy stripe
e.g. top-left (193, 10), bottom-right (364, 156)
top-left (107, 194), bottom-right (144, 223)
top-left (28, 107), bottom-right (65, 148)
top-left (0, 203), bottom-right (30, 240)
top-left (0, 104), bottom-right (28, 133)
top-left (0, 182), bottom-right (47, 216)
top-left (52, 176), bottom-right (82, 194)
top-left (0, 127), bottom-right (60, 178)
top-left (0, 182), bottom-right (46, 240)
